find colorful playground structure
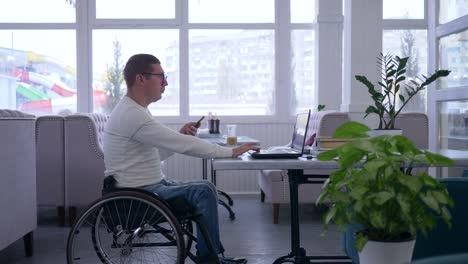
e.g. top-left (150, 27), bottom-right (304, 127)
top-left (0, 47), bottom-right (107, 113)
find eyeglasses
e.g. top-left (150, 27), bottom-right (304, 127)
top-left (142, 72), bottom-right (167, 81)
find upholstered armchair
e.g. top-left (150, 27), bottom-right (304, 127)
top-left (394, 112), bottom-right (429, 149)
top-left (64, 113), bottom-right (108, 225)
top-left (0, 110), bottom-right (36, 256)
top-left (257, 111), bottom-right (350, 224)
top-left (35, 115), bottom-right (66, 226)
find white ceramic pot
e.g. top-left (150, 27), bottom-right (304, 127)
top-left (359, 239), bottom-right (416, 264)
top-left (367, 129), bottom-right (403, 137)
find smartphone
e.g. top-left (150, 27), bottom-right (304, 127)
top-left (195, 116), bottom-right (205, 128)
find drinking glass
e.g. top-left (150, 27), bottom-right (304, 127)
top-left (226, 124), bottom-right (237, 146)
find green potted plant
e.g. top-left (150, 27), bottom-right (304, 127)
top-left (356, 53), bottom-right (450, 131)
top-left (316, 121), bottom-right (454, 264)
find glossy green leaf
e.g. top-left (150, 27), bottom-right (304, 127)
top-left (333, 121), bottom-right (370, 139)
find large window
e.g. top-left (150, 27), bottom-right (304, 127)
top-left (427, 1), bottom-right (468, 154)
top-left (292, 30), bottom-right (315, 113)
top-left (383, 30), bottom-right (428, 112)
top-left (92, 30), bottom-right (180, 115)
top-left (189, 0), bottom-right (274, 23)
top-left (0, 0), bottom-right (77, 115)
top-left (383, 0), bottom-right (425, 19)
top-left (382, 0), bottom-right (427, 112)
top-left (291, 0), bottom-right (316, 23)
top-left (291, 0), bottom-right (316, 114)
top-left (439, 100), bottom-right (468, 150)
top-left (439, 29), bottom-right (468, 89)
top-left (96, 0), bottom-right (175, 19)
top-left (189, 30), bottom-right (275, 115)
top-left (0, 0), bottom-right (317, 118)
top-left (0, 30), bottom-right (77, 114)
top-left (439, 0), bottom-right (468, 24)
top-left (0, 0), bottom-right (75, 23)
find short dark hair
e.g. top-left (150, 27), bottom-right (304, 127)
top-left (123, 54), bottom-right (161, 88)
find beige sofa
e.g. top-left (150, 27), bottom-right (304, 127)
top-left (64, 113), bottom-right (108, 225)
top-left (257, 111), bottom-right (350, 224)
top-left (0, 110), bottom-right (37, 256)
top-left (35, 115), bottom-right (66, 226)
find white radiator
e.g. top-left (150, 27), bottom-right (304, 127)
top-left (163, 123), bottom-right (293, 193)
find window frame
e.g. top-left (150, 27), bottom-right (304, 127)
top-left (0, 0), bottom-right (317, 123)
top-left (427, 1), bottom-right (468, 151)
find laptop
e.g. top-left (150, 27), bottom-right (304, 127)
top-left (250, 110), bottom-right (311, 159)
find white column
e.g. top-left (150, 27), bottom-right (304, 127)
top-left (276, 0), bottom-right (291, 119)
top-left (342, 0), bottom-right (383, 123)
top-left (315, 0), bottom-right (343, 111)
top-left (76, 0), bottom-right (92, 112)
top-left (427, 0), bottom-right (438, 151)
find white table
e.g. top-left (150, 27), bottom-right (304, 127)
top-left (211, 149), bottom-right (468, 264)
top-left (199, 135), bottom-right (260, 182)
top-left (198, 135), bottom-right (259, 220)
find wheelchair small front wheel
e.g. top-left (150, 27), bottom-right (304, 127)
top-left (66, 191), bottom-right (186, 264)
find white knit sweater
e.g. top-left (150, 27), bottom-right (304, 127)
top-left (103, 96), bottom-right (233, 187)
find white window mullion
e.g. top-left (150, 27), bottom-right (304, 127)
top-left (276, 0), bottom-right (291, 120)
top-left (180, 0), bottom-right (189, 119)
top-left (187, 23), bottom-right (275, 29)
top-left (382, 19), bottom-right (427, 29)
top-left (92, 19), bottom-right (178, 27)
top-left (427, 0), bottom-right (438, 151)
top-left (0, 23), bottom-right (75, 29)
top-left (436, 15), bottom-right (468, 38)
top-left (433, 87), bottom-right (468, 101)
top-left (76, 0), bottom-right (92, 112)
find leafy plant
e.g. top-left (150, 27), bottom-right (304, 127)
top-left (355, 53), bottom-right (450, 129)
top-left (316, 121), bottom-right (454, 251)
top-left (318, 104), bottom-right (326, 112)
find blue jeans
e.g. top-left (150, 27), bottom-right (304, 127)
top-left (142, 179), bottom-right (224, 257)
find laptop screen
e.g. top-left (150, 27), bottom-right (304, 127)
top-left (290, 110), bottom-right (311, 153)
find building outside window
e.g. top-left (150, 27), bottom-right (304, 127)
top-left (0, 0), bottom-right (317, 118)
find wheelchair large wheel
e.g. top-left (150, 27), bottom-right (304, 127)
top-left (67, 191), bottom-right (185, 264)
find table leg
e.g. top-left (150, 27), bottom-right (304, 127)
top-left (202, 159), bottom-right (208, 180)
top-left (273, 170), bottom-right (353, 264)
top-left (211, 160), bottom-right (217, 185)
top-left (273, 169), bottom-right (304, 264)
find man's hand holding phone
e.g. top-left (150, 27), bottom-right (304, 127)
top-left (180, 116), bottom-right (205, 136)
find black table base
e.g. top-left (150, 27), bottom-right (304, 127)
top-left (272, 170), bottom-right (353, 264)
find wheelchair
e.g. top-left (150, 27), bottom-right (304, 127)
top-left (66, 176), bottom-right (219, 264)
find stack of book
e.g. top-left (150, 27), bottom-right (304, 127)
top-left (317, 136), bottom-right (354, 150)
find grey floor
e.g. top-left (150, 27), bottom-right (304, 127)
top-left (0, 194), bottom-right (345, 264)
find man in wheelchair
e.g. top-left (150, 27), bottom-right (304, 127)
top-left (101, 54), bottom-right (258, 264)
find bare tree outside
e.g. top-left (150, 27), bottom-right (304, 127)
top-left (65, 0), bottom-right (76, 7)
top-left (399, 30), bottom-right (424, 112)
top-left (103, 39), bottom-right (125, 114)
top-left (217, 59), bottom-right (240, 100)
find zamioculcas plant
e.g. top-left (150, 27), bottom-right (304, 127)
top-left (356, 53), bottom-right (451, 129)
